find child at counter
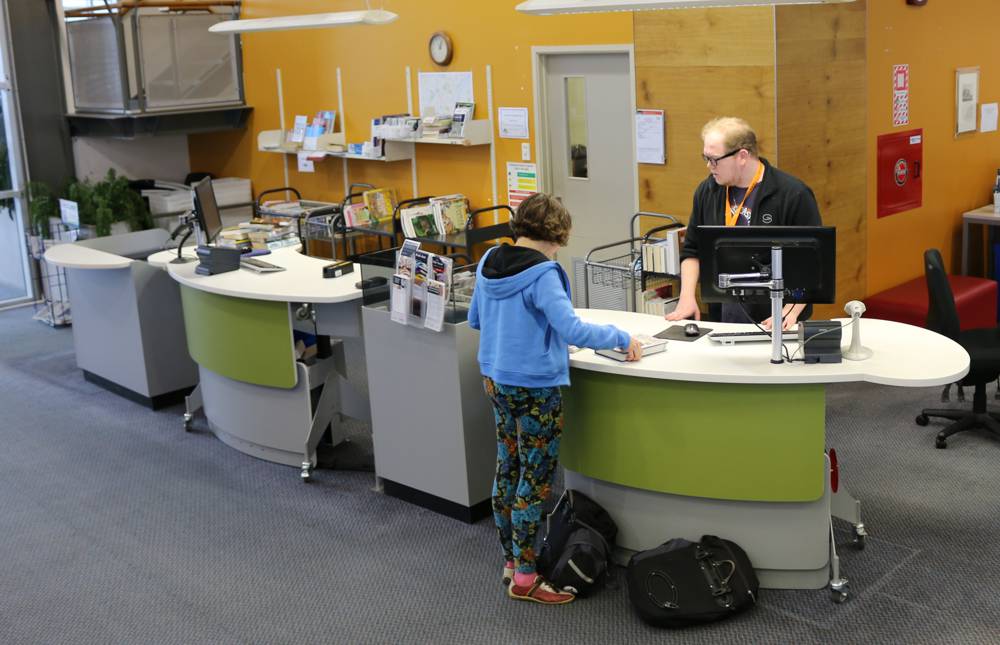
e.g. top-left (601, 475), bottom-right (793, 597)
top-left (468, 192), bottom-right (642, 605)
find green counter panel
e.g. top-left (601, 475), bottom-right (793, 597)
top-left (562, 370), bottom-right (826, 502)
top-left (179, 286), bottom-right (296, 389)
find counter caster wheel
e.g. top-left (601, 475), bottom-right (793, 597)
top-left (851, 524), bottom-right (867, 550)
top-left (829, 578), bottom-right (849, 604)
top-left (935, 436), bottom-right (948, 449)
top-left (915, 414), bottom-right (929, 426)
top-left (183, 413), bottom-right (193, 432)
top-left (300, 462), bottom-right (313, 483)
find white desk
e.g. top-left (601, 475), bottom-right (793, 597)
top-left (154, 246), bottom-right (368, 479)
top-left (961, 204), bottom-right (1000, 275)
top-left (43, 229), bottom-right (198, 408)
top-left (561, 310), bottom-right (968, 600)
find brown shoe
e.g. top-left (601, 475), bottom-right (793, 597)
top-left (508, 576), bottom-right (575, 605)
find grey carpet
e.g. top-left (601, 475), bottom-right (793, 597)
top-left (1, 305), bottom-right (999, 644)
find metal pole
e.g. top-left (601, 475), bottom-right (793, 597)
top-left (770, 245), bottom-right (784, 364)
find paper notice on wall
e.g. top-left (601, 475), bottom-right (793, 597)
top-left (297, 152), bottom-right (315, 173)
top-left (498, 107), bottom-right (529, 139)
top-left (636, 109), bottom-right (665, 164)
top-left (418, 71), bottom-right (474, 118)
top-left (893, 65), bottom-right (909, 127)
top-left (506, 162), bottom-right (537, 210)
top-left (981, 103), bottom-right (998, 133)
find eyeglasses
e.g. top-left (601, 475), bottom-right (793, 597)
top-left (702, 149), bottom-right (741, 167)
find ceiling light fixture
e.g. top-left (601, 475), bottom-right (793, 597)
top-left (515, 0), bottom-right (854, 15)
top-left (209, 9), bottom-right (397, 34)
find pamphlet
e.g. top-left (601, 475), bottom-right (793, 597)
top-left (390, 274), bottom-right (410, 324)
top-left (290, 115), bottom-right (308, 143)
top-left (396, 239), bottom-right (421, 278)
top-left (424, 280), bottom-right (446, 332)
top-left (410, 250), bottom-right (430, 318)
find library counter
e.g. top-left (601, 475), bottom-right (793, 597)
top-left (562, 310), bottom-right (969, 598)
top-left (44, 229), bottom-right (198, 408)
top-left (150, 246), bottom-right (369, 479)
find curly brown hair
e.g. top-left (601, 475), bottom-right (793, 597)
top-left (510, 193), bottom-right (572, 246)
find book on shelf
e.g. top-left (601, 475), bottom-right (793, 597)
top-left (641, 226), bottom-right (686, 275)
top-left (401, 204), bottom-right (440, 238)
top-left (430, 194), bottom-right (469, 235)
top-left (362, 188), bottom-right (398, 226)
top-left (595, 334), bottom-right (668, 362)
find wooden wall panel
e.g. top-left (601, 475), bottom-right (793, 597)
top-left (634, 8), bottom-right (775, 228)
top-left (776, 1), bottom-right (867, 319)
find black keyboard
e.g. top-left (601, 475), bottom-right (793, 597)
top-left (708, 331), bottom-right (792, 344)
top-left (240, 257), bottom-right (285, 273)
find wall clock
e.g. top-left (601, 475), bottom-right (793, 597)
top-left (429, 31), bottom-right (453, 66)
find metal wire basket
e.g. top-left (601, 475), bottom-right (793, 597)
top-left (26, 227), bottom-right (72, 327)
top-left (581, 239), bottom-right (643, 312)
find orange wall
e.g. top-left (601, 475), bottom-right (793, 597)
top-left (867, 0), bottom-right (1000, 292)
top-left (189, 1), bottom-right (632, 216)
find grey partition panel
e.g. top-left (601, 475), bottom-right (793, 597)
top-left (77, 228), bottom-right (170, 258)
top-left (363, 306), bottom-right (495, 508)
top-left (66, 256), bottom-right (196, 402)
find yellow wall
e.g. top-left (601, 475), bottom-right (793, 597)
top-left (867, 0), bottom-right (1000, 292)
top-left (189, 0), bottom-right (633, 218)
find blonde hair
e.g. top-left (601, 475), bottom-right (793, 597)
top-left (701, 117), bottom-right (759, 157)
top-left (510, 193), bottom-right (572, 246)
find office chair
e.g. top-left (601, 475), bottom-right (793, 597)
top-left (915, 249), bottom-right (1000, 448)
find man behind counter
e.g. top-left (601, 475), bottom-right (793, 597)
top-left (665, 117), bottom-right (822, 331)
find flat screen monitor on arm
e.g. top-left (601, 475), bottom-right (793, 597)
top-left (696, 225), bottom-right (837, 305)
top-left (192, 176), bottom-right (224, 245)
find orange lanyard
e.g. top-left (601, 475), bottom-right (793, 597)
top-left (724, 161), bottom-right (765, 227)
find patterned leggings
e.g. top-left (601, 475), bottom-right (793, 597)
top-left (483, 376), bottom-right (563, 574)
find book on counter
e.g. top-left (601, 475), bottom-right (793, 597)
top-left (595, 334), bottom-right (667, 362)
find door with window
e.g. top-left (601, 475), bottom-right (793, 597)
top-left (540, 51), bottom-right (636, 305)
top-left (0, 1), bottom-right (32, 306)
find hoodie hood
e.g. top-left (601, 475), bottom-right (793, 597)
top-left (476, 245), bottom-right (565, 300)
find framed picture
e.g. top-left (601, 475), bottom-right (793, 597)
top-left (956, 67), bottom-right (979, 135)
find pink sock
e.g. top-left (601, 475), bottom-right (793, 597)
top-left (513, 571), bottom-right (537, 587)
top-left (505, 560), bottom-right (515, 569)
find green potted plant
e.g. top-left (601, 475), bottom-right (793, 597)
top-left (65, 169), bottom-right (153, 237)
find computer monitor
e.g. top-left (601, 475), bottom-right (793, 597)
top-left (697, 225), bottom-right (836, 304)
top-left (192, 176), bottom-right (223, 244)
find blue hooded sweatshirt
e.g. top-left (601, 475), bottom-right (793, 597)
top-left (468, 245), bottom-right (630, 388)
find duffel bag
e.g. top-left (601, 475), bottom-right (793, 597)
top-left (626, 535), bottom-right (759, 627)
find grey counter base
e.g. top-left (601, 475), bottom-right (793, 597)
top-left (381, 478), bottom-right (492, 524)
top-left (83, 370), bottom-right (193, 410)
top-left (565, 467), bottom-right (833, 590)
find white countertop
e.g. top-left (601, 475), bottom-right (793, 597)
top-left (154, 246), bottom-right (362, 304)
top-left (570, 309), bottom-right (970, 387)
top-left (43, 243), bottom-right (133, 270)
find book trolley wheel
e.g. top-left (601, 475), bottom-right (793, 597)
top-left (183, 413), bottom-right (194, 432)
top-left (300, 462), bottom-right (313, 483)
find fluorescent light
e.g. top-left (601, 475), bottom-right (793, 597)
top-left (516, 0), bottom-right (854, 14)
top-left (209, 10), bottom-right (398, 34)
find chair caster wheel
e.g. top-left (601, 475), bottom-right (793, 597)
top-left (831, 589), bottom-right (849, 603)
top-left (915, 414), bottom-right (929, 426)
top-left (300, 462), bottom-right (313, 482)
top-left (935, 437), bottom-right (947, 449)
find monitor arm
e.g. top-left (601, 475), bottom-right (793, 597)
top-left (717, 245), bottom-right (785, 364)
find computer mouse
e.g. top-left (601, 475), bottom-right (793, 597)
top-left (684, 323), bottom-right (700, 337)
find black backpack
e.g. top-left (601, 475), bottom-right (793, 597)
top-left (537, 490), bottom-right (617, 596)
top-left (626, 535), bottom-right (759, 627)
